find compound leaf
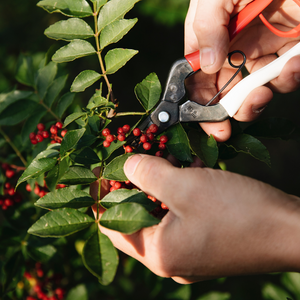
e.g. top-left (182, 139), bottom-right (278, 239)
top-left (71, 70), bottom-right (101, 92)
top-left (28, 208), bottom-right (94, 237)
top-left (60, 128), bottom-right (86, 155)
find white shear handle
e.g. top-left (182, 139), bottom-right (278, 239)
top-left (219, 41), bottom-right (300, 117)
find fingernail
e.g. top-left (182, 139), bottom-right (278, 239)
top-left (124, 154), bottom-right (143, 177)
top-left (294, 73), bottom-right (300, 82)
top-left (252, 105), bottom-right (267, 114)
top-left (200, 47), bottom-right (216, 68)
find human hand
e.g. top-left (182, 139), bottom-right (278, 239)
top-left (185, 0), bottom-right (300, 141)
top-left (91, 154), bottom-right (300, 283)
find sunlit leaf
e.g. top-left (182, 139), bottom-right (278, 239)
top-left (26, 244), bottom-right (57, 263)
top-left (71, 70), bottom-right (102, 92)
top-left (196, 291), bottom-right (231, 300)
top-left (52, 40), bottom-right (96, 63)
top-left (60, 128), bottom-right (86, 155)
top-left (45, 18), bottom-right (94, 41)
top-left (166, 124), bottom-right (193, 163)
top-left (262, 283), bottom-right (291, 300)
top-left (63, 112), bottom-right (87, 127)
top-left (0, 90), bottom-right (33, 114)
top-left (98, 0), bottom-right (140, 31)
top-left (28, 208), bottom-right (94, 237)
top-left (37, 0), bottom-right (93, 18)
top-left (100, 202), bottom-right (159, 234)
top-left (82, 231), bottom-right (118, 285)
top-left (35, 187), bottom-right (95, 210)
top-left (59, 166), bottom-right (97, 185)
top-left (134, 72), bottom-right (161, 111)
top-left (189, 130), bottom-right (218, 168)
top-left (100, 18), bottom-right (137, 49)
top-left (105, 48), bottom-right (138, 74)
top-left (65, 284), bottom-right (89, 300)
top-left (103, 153), bottom-right (133, 181)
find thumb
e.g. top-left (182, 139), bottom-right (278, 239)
top-left (187, 0), bottom-right (232, 73)
top-left (124, 154), bottom-right (182, 212)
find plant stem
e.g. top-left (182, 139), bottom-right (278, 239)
top-left (97, 164), bottom-right (104, 222)
top-left (0, 126), bottom-right (27, 166)
top-left (39, 100), bottom-right (61, 121)
top-left (115, 112), bottom-right (146, 117)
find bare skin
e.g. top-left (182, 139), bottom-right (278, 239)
top-left (90, 0), bottom-right (300, 284)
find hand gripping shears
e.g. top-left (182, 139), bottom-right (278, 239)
top-left (137, 0), bottom-right (300, 135)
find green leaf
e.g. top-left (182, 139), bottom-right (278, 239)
top-left (26, 244), bottom-right (57, 263)
top-left (35, 187), bottom-right (95, 210)
top-left (16, 151), bottom-right (59, 187)
top-left (100, 18), bottom-right (137, 49)
top-left (101, 139), bottom-right (126, 161)
top-left (44, 74), bottom-right (68, 108)
top-left (82, 230), bottom-right (118, 285)
top-left (86, 90), bottom-right (108, 110)
top-left (166, 124), bottom-right (193, 163)
top-left (100, 202), bottom-right (160, 234)
top-left (0, 100), bottom-right (38, 126)
top-left (98, 0), bottom-right (140, 32)
top-left (56, 92), bottom-right (76, 118)
top-left (53, 40), bottom-right (96, 63)
top-left (65, 284), bottom-right (88, 300)
top-left (70, 147), bottom-right (101, 165)
top-left (244, 117), bottom-right (299, 140)
top-left (45, 18), bottom-right (94, 41)
top-left (63, 112), bottom-right (87, 127)
top-left (28, 208), bottom-right (94, 237)
top-left (225, 133), bottom-right (271, 167)
top-left (101, 189), bottom-right (157, 211)
top-left (262, 283), bottom-right (291, 300)
top-left (59, 166), bottom-right (97, 185)
top-left (0, 90), bottom-right (33, 114)
top-left (105, 48), bottom-right (138, 75)
top-left (281, 273), bottom-right (300, 296)
top-left (60, 128), bottom-right (86, 155)
top-left (76, 135), bottom-right (98, 150)
top-left (167, 285), bottom-right (191, 300)
top-left (37, 0), bottom-right (93, 18)
top-left (36, 61), bottom-right (58, 99)
top-left (134, 72), bottom-right (161, 111)
top-left (103, 153), bottom-right (133, 181)
top-left (71, 70), bottom-right (102, 92)
top-left (15, 54), bottom-right (35, 87)
top-left (91, 0), bottom-right (107, 13)
top-left (196, 291), bottom-right (231, 300)
top-left (189, 130), bottom-right (218, 168)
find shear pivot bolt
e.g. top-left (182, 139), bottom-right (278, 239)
top-left (158, 111), bottom-right (170, 123)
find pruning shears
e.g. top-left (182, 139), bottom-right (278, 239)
top-left (136, 0), bottom-right (300, 136)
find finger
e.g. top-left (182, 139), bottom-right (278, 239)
top-left (123, 154), bottom-right (188, 215)
top-left (233, 85), bottom-right (273, 122)
top-left (200, 119), bottom-right (232, 142)
top-left (191, 0), bottom-right (232, 73)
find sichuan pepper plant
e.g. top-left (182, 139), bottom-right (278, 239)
top-left (1, 0), bottom-right (300, 297)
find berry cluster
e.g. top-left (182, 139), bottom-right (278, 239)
top-left (26, 182), bottom-right (66, 198)
top-left (24, 263), bottom-right (65, 300)
top-left (101, 124), bottom-right (168, 156)
top-left (29, 122), bottom-right (67, 145)
top-left (0, 163), bottom-right (22, 210)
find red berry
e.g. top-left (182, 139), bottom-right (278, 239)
top-left (31, 139), bottom-right (38, 145)
top-left (125, 145), bottom-right (133, 153)
top-left (143, 142), bottom-right (152, 151)
top-left (114, 181), bottom-right (122, 189)
top-left (148, 124), bottom-right (159, 133)
top-left (106, 134), bottom-right (115, 143)
top-left (50, 125), bottom-right (58, 135)
top-left (110, 186), bottom-right (118, 192)
top-left (160, 135), bottom-right (168, 143)
top-left (117, 133), bottom-right (126, 142)
top-left (55, 121), bottom-right (63, 129)
top-left (155, 150), bottom-right (164, 157)
top-left (133, 128), bottom-right (141, 136)
top-left (36, 269), bottom-right (44, 278)
top-left (37, 123), bottom-right (45, 131)
top-left (2, 205), bottom-right (8, 210)
top-left (39, 190), bottom-right (47, 198)
top-left (55, 288), bottom-right (64, 297)
top-left (5, 170), bottom-right (15, 178)
top-left (7, 187), bottom-right (15, 196)
top-left (103, 140), bottom-right (111, 148)
top-left (29, 132), bottom-right (36, 140)
top-left (140, 134), bottom-right (148, 143)
top-left (26, 184), bottom-right (32, 192)
top-left (148, 195), bottom-right (157, 202)
top-left (1, 163), bottom-right (10, 170)
top-left (4, 198), bottom-right (13, 207)
top-left (4, 182), bottom-right (11, 189)
top-left (125, 180), bottom-right (131, 185)
top-left (36, 134), bottom-right (44, 142)
top-left (147, 132), bottom-right (154, 141)
top-left (122, 124), bottom-right (130, 133)
top-left (158, 143), bottom-right (166, 150)
top-left (109, 180), bottom-right (116, 186)
top-left (14, 194), bottom-right (22, 203)
top-left (34, 186), bottom-right (40, 195)
top-left (102, 128), bottom-right (110, 136)
top-left (42, 131), bottom-right (49, 138)
top-left (117, 127), bottom-right (124, 134)
top-left (60, 129), bottom-right (67, 137)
